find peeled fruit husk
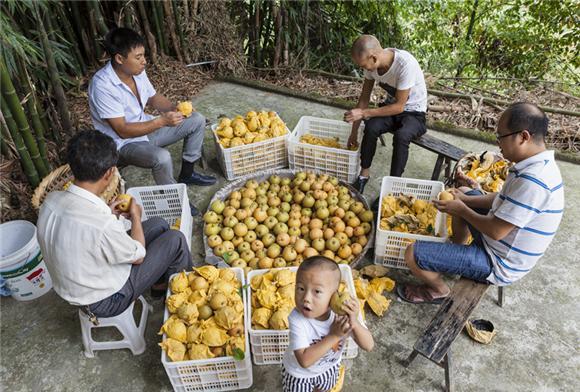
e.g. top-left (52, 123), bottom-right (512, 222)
top-left (187, 323), bottom-right (203, 344)
top-left (214, 306), bottom-right (243, 330)
top-left (359, 265), bottom-right (389, 278)
top-left (257, 289), bottom-right (280, 309)
top-left (170, 271), bottom-right (189, 293)
top-left (166, 292), bottom-right (189, 313)
top-left (252, 307), bottom-right (272, 329)
top-left (276, 283), bottom-right (295, 304)
top-left (177, 302), bottom-right (199, 324)
top-left (208, 279), bottom-right (237, 297)
top-left (201, 327), bottom-right (229, 347)
top-left (226, 336), bottom-right (245, 356)
top-left (330, 291), bottom-right (352, 315)
top-left (194, 265), bottom-right (220, 283)
top-left (189, 343), bottom-right (215, 360)
top-left (366, 291), bottom-right (391, 316)
top-left (159, 338), bottom-right (187, 362)
top-left (369, 277), bottom-right (396, 295)
top-left (275, 269), bottom-right (295, 287)
top-left (269, 306), bottom-right (292, 330)
top-left (159, 316), bottom-right (187, 343)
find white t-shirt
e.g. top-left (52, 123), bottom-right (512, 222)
top-left (363, 48), bottom-right (427, 113)
top-left (36, 185), bottom-right (146, 305)
top-left (282, 309), bottom-right (346, 378)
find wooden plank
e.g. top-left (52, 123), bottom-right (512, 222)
top-left (431, 154), bottom-right (445, 180)
top-left (413, 134), bottom-right (466, 161)
top-left (413, 279), bottom-right (489, 364)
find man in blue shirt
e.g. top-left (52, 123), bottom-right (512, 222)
top-left (89, 28), bottom-right (216, 215)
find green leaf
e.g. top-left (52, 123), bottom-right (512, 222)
top-left (232, 348), bottom-right (245, 361)
top-left (223, 251), bottom-right (231, 263)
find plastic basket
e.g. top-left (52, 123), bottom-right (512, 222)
top-left (161, 268), bottom-right (253, 392)
top-left (246, 265), bottom-right (362, 365)
top-left (211, 114), bottom-right (289, 181)
top-left (288, 116), bottom-right (363, 184)
top-left (374, 176), bottom-right (447, 269)
top-left (127, 184), bottom-right (192, 248)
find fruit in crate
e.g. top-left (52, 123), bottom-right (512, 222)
top-left (300, 134), bottom-right (357, 151)
top-left (204, 172), bottom-right (373, 269)
top-left (250, 268), bottom-right (353, 330)
top-left (176, 101), bottom-right (194, 117)
top-left (456, 151), bottom-right (511, 193)
top-left (159, 266), bottom-right (246, 362)
top-left (379, 194), bottom-right (439, 236)
top-left (215, 110), bottom-right (288, 148)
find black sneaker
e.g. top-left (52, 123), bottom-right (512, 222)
top-left (178, 171), bottom-right (217, 186)
top-left (352, 176), bottom-right (369, 194)
top-left (189, 202), bottom-right (200, 217)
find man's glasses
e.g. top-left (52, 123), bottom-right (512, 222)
top-left (495, 129), bottom-right (527, 143)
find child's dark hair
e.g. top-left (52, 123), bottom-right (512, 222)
top-left (104, 27), bottom-right (145, 63)
top-left (66, 130), bottom-right (118, 182)
top-left (297, 256), bottom-right (341, 284)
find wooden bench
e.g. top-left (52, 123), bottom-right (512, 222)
top-left (404, 279), bottom-right (505, 392)
top-left (379, 133), bottom-right (466, 182)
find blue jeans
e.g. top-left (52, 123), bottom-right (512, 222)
top-left (413, 190), bottom-right (493, 283)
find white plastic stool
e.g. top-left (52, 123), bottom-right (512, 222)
top-left (79, 295), bottom-right (153, 357)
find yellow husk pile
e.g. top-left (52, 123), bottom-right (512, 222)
top-left (380, 193), bottom-right (439, 236)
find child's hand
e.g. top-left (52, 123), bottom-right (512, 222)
top-left (342, 298), bottom-right (360, 327)
top-left (330, 315), bottom-right (352, 339)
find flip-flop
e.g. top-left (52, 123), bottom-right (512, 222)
top-left (396, 284), bottom-right (447, 305)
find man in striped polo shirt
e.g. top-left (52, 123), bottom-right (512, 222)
top-left (397, 102), bottom-right (564, 304)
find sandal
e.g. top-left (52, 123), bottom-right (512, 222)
top-left (396, 284), bottom-right (448, 305)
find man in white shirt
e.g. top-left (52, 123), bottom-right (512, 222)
top-left (344, 35), bottom-right (428, 193)
top-left (397, 103), bottom-right (564, 304)
top-left (37, 131), bottom-right (192, 317)
top-left (89, 28), bottom-right (216, 216)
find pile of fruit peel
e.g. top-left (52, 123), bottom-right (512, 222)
top-left (299, 134), bottom-right (357, 151)
top-left (215, 110), bottom-right (288, 148)
top-left (457, 151), bottom-right (511, 193)
top-left (380, 193), bottom-right (439, 236)
top-left (352, 265), bottom-right (394, 318)
top-left (159, 266), bottom-right (246, 362)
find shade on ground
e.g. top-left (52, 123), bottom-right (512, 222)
top-left (1, 82), bottom-right (578, 391)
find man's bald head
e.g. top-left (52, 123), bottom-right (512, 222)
top-left (501, 102), bottom-right (548, 143)
top-left (351, 35), bottom-right (382, 59)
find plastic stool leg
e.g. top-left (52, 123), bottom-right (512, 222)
top-left (115, 304), bottom-right (146, 355)
top-left (79, 310), bottom-right (96, 358)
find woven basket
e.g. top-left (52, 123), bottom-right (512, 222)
top-left (31, 164), bottom-right (125, 209)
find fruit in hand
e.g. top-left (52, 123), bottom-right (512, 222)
top-left (176, 101), bottom-right (194, 117)
top-left (116, 194), bottom-right (132, 212)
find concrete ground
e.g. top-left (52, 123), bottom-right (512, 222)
top-left (1, 81), bottom-right (578, 391)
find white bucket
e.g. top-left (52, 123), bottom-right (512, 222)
top-left (0, 220), bottom-right (52, 301)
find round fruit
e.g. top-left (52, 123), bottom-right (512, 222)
top-left (210, 293), bottom-right (228, 310)
top-left (191, 277), bottom-right (208, 291)
top-left (439, 191), bottom-right (454, 201)
top-left (309, 228), bottom-right (323, 240)
top-left (273, 257), bottom-right (287, 268)
top-left (330, 291), bottom-right (352, 315)
top-left (312, 238), bottom-right (325, 252)
top-left (338, 245), bottom-right (352, 259)
top-left (303, 247), bottom-right (319, 258)
top-left (199, 305), bottom-right (213, 320)
top-left (208, 235), bottom-right (222, 248)
top-left (220, 227), bottom-right (235, 241)
top-left (258, 257), bottom-right (274, 269)
top-left (276, 232), bottom-right (291, 247)
top-left (210, 200), bottom-right (226, 214)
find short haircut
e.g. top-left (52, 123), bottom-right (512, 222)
top-left (504, 102), bottom-right (548, 143)
top-left (297, 256), bottom-right (341, 286)
top-left (66, 130), bottom-right (118, 182)
top-left (104, 27), bottom-right (145, 63)
top-left (351, 35), bottom-right (382, 59)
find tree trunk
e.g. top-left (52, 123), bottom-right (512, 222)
top-left (136, 0), bottom-right (158, 63)
top-left (1, 60), bottom-right (47, 180)
top-left (36, 5), bottom-right (73, 134)
top-left (455, 0), bottom-right (479, 79)
top-left (273, 4), bottom-right (283, 68)
top-left (163, 0), bottom-right (183, 61)
top-left (0, 104), bottom-right (39, 186)
top-left (17, 57), bottom-right (48, 164)
top-left (283, 3), bottom-right (289, 66)
top-left (254, 0), bottom-right (261, 66)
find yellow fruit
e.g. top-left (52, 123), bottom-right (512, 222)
top-left (330, 291), bottom-right (352, 315)
top-left (176, 101), bottom-right (194, 117)
top-left (116, 194), bottom-right (132, 212)
top-left (439, 191), bottom-right (454, 201)
top-left (209, 293), bottom-right (228, 310)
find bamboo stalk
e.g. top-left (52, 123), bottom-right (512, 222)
top-left (16, 57), bottom-right (48, 164)
top-left (150, 0), bottom-right (167, 54)
top-left (1, 61), bottom-right (49, 177)
top-left (1, 121), bottom-right (16, 159)
top-left (56, 2), bottom-right (87, 75)
top-left (35, 4), bottom-right (73, 134)
top-left (0, 104), bottom-right (39, 186)
top-left (273, 4), bottom-right (283, 68)
top-left (173, 0), bottom-right (190, 62)
top-left (68, 1), bottom-right (93, 63)
top-left (254, 0), bottom-right (261, 66)
top-left (91, 0), bottom-right (109, 36)
top-left (87, 3), bottom-right (104, 62)
top-left (135, 0), bottom-right (158, 63)
top-left (163, 0), bottom-right (183, 61)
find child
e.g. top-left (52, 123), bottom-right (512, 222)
top-left (282, 256), bottom-right (374, 392)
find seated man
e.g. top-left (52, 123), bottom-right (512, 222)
top-left (397, 103), bottom-right (564, 303)
top-left (344, 35), bottom-right (428, 193)
top-left (37, 131), bottom-right (193, 317)
top-left (89, 27), bottom-right (216, 216)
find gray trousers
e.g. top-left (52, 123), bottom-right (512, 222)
top-left (118, 112), bottom-right (206, 185)
top-left (88, 217), bottom-right (192, 317)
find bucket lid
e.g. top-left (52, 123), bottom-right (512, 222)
top-left (0, 220), bottom-right (37, 269)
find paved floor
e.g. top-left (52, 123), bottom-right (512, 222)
top-left (1, 82), bottom-right (578, 391)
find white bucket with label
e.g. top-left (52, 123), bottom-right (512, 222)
top-left (0, 220), bottom-right (52, 301)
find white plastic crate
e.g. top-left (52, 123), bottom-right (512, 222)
top-left (161, 268), bottom-right (253, 392)
top-left (374, 176), bottom-right (448, 269)
top-left (211, 114), bottom-right (289, 181)
top-left (288, 116), bottom-right (363, 183)
top-left (127, 184), bottom-right (192, 248)
top-left (246, 265), bottom-right (362, 365)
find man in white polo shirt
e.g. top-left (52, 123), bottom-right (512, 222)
top-left (37, 131), bottom-right (192, 317)
top-left (89, 27), bottom-right (216, 216)
top-left (344, 35), bottom-right (428, 193)
top-left (397, 103), bottom-right (564, 304)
